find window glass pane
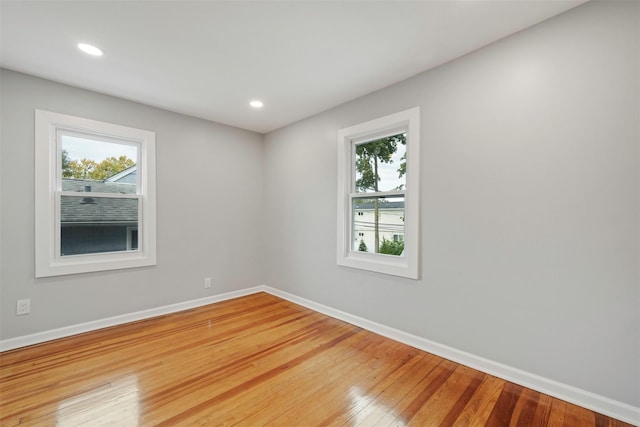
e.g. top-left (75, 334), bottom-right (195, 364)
top-left (354, 133), bottom-right (406, 193)
top-left (60, 195), bottom-right (139, 256)
top-left (61, 134), bottom-right (137, 194)
top-left (352, 196), bottom-right (405, 255)
top-left (128, 228), bottom-right (138, 250)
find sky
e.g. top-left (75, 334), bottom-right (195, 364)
top-left (356, 143), bottom-right (406, 192)
top-left (61, 135), bottom-right (138, 163)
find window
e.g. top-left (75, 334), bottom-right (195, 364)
top-left (337, 107), bottom-right (420, 279)
top-left (35, 110), bottom-right (156, 277)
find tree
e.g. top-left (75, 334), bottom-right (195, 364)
top-left (91, 156), bottom-right (135, 180)
top-left (379, 237), bottom-right (404, 256)
top-left (61, 149), bottom-right (71, 177)
top-left (354, 134), bottom-right (405, 192)
top-left (65, 158), bottom-right (99, 179)
top-left (358, 240), bottom-right (368, 252)
top-left (62, 155), bottom-right (135, 180)
top-left (354, 133), bottom-right (406, 252)
top-left (397, 152), bottom-right (406, 180)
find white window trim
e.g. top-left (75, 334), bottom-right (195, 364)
top-left (337, 107), bottom-right (420, 279)
top-left (35, 110), bottom-right (156, 277)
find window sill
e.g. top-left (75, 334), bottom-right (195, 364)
top-left (338, 251), bottom-right (418, 279)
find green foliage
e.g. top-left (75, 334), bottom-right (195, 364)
top-left (63, 158), bottom-right (98, 179)
top-left (61, 149), bottom-right (71, 173)
top-left (379, 237), bottom-right (404, 256)
top-left (397, 152), bottom-right (406, 179)
top-left (92, 156), bottom-right (135, 180)
top-left (355, 133), bottom-right (406, 192)
top-left (358, 240), bottom-right (368, 252)
top-left (62, 154), bottom-right (135, 180)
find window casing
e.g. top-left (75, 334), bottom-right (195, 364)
top-left (35, 110), bottom-right (156, 277)
top-left (337, 107), bottom-right (420, 279)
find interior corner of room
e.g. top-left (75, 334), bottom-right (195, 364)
top-left (0, 0), bottom-right (638, 425)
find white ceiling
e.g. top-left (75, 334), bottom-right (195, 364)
top-left (1, 0), bottom-right (586, 134)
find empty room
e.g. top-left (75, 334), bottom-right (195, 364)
top-left (0, 0), bottom-right (638, 425)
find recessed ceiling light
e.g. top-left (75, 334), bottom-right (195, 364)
top-left (78, 43), bottom-right (103, 57)
top-left (249, 100), bottom-right (264, 109)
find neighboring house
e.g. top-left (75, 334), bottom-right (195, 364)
top-left (105, 165), bottom-right (137, 184)
top-left (353, 200), bottom-right (404, 253)
top-left (60, 166), bottom-right (138, 256)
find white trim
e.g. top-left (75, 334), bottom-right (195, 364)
top-left (336, 107), bottom-right (420, 279)
top-left (1, 284), bottom-right (637, 425)
top-left (0, 286), bottom-right (266, 352)
top-left (265, 287), bottom-right (640, 426)
top-left (35, 110), bottom-right (157, 277)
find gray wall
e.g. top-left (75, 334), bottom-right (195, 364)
top-left (0, 70), bottom-right (265, 338)
top-left (1, 0), bottom-right (638, 410)
top-left (263, 1), bottom-right (639, 406)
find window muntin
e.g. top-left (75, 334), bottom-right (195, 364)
top-left (337, 107), bottom-right (420, 279)
top-left (35, 110), bottom-right (156, 277)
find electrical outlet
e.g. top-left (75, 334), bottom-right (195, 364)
top-left (204, 277), bottom-right (212, 289)
top-left (16, 299), bottom-right (30, 315)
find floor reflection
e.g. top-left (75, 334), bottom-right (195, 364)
top-left (56, 374), bottom-right (140, 426)
top-left (348, 386), bottom-right (406, 426)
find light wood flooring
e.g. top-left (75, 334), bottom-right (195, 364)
top-left (0, 292), bottom-right (634, 426)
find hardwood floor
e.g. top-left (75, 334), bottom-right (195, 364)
top-left (0, 292), bottom-right (634, 426)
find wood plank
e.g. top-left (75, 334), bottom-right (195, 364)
top-left (0, 293), bottom-right (634, 427)
top-left (485, 381), bottom-right (525, 426)
top-left (510, 387), bottom-right (541, 426)
top-left (547, 397), bottom-right (567, 426)
top-left (453, 374), bottom-right (506, 427)
top-left (407, 364), bottom-right (483, 426)
top-left (323, 351), bottom-right (430, 426)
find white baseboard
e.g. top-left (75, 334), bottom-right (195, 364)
top-left (0, 286), bottom-right (266, 353)
top-left (1, 284), bottom-right (637, 425)
top-left (264, 286), bottom-right (640, 426)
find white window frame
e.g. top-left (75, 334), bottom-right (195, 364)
top-left (35, 110), bottom-right (156, 277)
top-left (337, 107), bottom-right (420, 279)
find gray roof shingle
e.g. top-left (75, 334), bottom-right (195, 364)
top-left (61, 178), bottom-right (138, 224)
